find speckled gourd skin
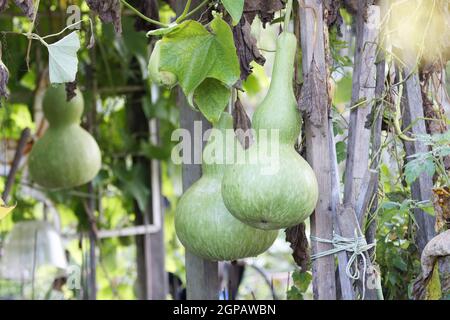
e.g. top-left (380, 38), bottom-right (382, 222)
top-left (28, 85), bottom-right (101, 189)
top-left (221, 32), bottom-right (319, 230)
top-left (175, 113), bottom-right (278, 261)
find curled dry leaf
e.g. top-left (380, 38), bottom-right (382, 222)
top-left (285, 223), bottom-right (310, 272)
top-left (87, 0), bottom-right (122, 34)
top-left (232, 98), bottom-right (253, 149)
top-left (14, 0), bottom-right (34, 19)
top-left (244, 0), bottom-right (284, 26)
top-left (65, 81), bottom-right (78, 102)
top-left (298, 58), bottom-right (328, 127)
top-left (324, 0), bottom-right (343, 34)
top-left (233, 15), bottom-right (266, 81)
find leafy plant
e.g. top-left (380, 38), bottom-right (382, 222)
top-left (287, 271), bottom-right (312, 300)
top-left (404, 131), bottom-right (450, 186)
top-left (148, 14), bottom-right (240, 123)
top-left (375, 192), bottom-right (433, 299)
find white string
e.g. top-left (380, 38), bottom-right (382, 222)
top-left (310, 230), bottom-right (376, 299)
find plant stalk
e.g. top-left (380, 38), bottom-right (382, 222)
top-left (176, 0), bottom-right (192, 23)
top-left (284, 0), bottom-right (294, 32)
top-left (184, 0), bottom-right (210, 21)
top-left (120, 0), bottom-right (168, 28)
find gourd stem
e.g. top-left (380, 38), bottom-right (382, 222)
top-left (120, 0), bottom-right (168, 27)
top-left (184, 0), bottom-right (210, 20)
top-left (176, 0), bottom-right (192, 23)
top-left (284, 0), bottom-right (294, 32)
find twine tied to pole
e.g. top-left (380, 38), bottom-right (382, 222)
top-left (310, 230), bottom-right (376, 299)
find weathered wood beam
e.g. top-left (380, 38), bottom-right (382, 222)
top-left (344, 4), bottom-right (379, 208)
top-left (175, 0), bottom-right (219, 301)
top-left (299, 0), bottom-right (336, 300)
top-left (401, 69), bottom-right (436, 254)
top-left (180, 100), bottom-right (219, 300)
top-left (365, 51), bottom-right (387, 255)
top-left (340, 3), bottom-right (381, 300)
top-left (328, 118), bottom-right (354, 300)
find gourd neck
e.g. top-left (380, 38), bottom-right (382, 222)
top-left (43, 85), bottom-right (84, 126)
top-left (202, 113), bottom-right (236, 177)
top-left (266, 32), bottom-right (297, 99)
top-left (253, 32), bottom-right (301, 146)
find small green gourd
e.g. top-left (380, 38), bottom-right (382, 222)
top-left (221, 30), bottom-right (319, 230)
top-left (28, 85), bottom-right (101, 189)
top-left (148, 40), bottom-right (177, 88)
top-left (175, 113), bottom-right (278, 261)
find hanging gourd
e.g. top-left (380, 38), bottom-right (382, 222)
top-left (175, 113), bottom-right (278, 261)
top-left (221, 1), bottom-right (319, 230)
top-left (148, 40), bottom-right (177, 88)
top-left (28, 85), bottom-right (101, 189)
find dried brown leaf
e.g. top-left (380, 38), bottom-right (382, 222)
top-left (324, 0), bottom-right (343, 34)
top-left (65, 81), bottom-right (78, 102)
top-left (244, 0), bottom-right (284, 27)
top-left (298, 58), bottom-right (328, 127)
top-left (233, 15), bottom-right (266, 81)
top-left (285, 223), bottom-right (309, 272)
top-left (233, 98), bottom-right (253, 149)
top-left (87, 0), bottom-right (122, 34)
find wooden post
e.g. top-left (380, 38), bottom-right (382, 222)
top-left (402, 69), bottom-right (436, 254)
top-left (298, 0), bottom-right (336, 300)
top-left (176, 0), bottom-right (219, 300)
top-left (147, 117), bottom-right (168, 299)
top-left (180, 96), bottom-right (219, 300)
top-left (340, 4), bottom-right (380, 300)
top-left (365, 44), bottom-right (387, 255)
top-left (343, 4), bottom-right (380, 208)
top-left (328, 118), bottom-right (354, 300)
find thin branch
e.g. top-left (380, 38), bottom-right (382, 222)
top-left (184, 0), bottom-right (210, 20)
top-left (120, 0), bottom-right (168, 28)
top-left (176, 0), bottom-right (192, 23)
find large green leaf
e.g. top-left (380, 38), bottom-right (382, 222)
top-left (159, 15), bottom-right (239, 122)
top-left (194, 78), bottom-right (230, 123)
top-left (221, 0), bottom-right (244, 25)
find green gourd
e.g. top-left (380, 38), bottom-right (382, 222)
top-left (175, 113), bottom-right (278, 261)
top-left (148, 40), bottom-right (177, 88)
top-left (28, 85), bottom-right (101, 189)
top-left (221, 31), bottom-right (319, 230)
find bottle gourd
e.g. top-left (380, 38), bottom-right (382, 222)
top-left (148, 40), bottom-right (177, 88)
top-left (175, 113), bottom-right (278, 261)
top-left (221, 30), bottom-right (319, 230)
top-left (28, 85), bottom-right (101, 189)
